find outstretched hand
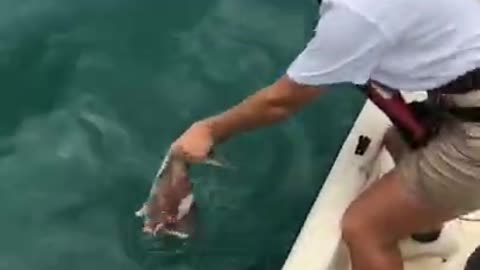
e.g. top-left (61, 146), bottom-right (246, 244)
top-left (171, 120), bottom-right (216, 164)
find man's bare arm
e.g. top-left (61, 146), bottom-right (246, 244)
top-left (201, 76), bottom-right (325, 143)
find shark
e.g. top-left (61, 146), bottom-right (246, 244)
top-left (135, 148), bottom-right (229, 239)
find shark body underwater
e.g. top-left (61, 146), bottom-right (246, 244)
top-left (135, 148), bottom-right (228, 239)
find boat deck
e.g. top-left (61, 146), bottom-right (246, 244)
top-left (405, 212), bottom-right (480, 270)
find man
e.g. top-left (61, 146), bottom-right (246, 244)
top-left (170, 0), bottom-right (480, 269)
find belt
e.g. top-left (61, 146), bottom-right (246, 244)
top-left (421, 68), bottom-right (480, 123)
top-left (358, 68), bottom-right (480, 149)
top-left (430, 67), bottom-right (480, 94)
top-left (427, 89), bottom-right (480, 123)
top-left (448, 107), bottom-right (480, 122)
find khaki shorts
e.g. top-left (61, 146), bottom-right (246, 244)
top-left (392, 91), bottom-right (480, 215)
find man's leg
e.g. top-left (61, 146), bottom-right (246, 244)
top-left (383, 127), bottom-right (444, 237)
top-left (341, 169), bottom-right (457, 270)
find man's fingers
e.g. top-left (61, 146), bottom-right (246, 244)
top-left (170, 144), bottom-right (208, 163)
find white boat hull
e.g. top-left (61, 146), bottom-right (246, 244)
top-left (283, 92), bottom-right (480, 270)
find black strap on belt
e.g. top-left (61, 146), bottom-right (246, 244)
top-left (448, 107), bottom-right (480, 122)
top-left (430, 67), bottom-right (480, 94)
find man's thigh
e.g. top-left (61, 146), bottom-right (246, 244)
top-left (343, 169), bottom-right (457, 242)
top-left (396, 121), bottom-right (480, 216)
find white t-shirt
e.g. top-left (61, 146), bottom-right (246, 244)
top-left (286, 0), bottom-right (480, 92)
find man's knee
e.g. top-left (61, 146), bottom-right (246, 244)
top-left (341, 207), bottom-right (397, 246)
top-left (341, 209), bottom-right (371, 244)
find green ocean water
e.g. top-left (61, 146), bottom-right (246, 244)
top-left (0, 0), bottom-right (364, 269)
